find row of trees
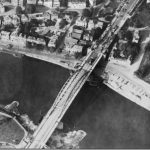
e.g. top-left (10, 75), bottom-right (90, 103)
top-left (135, 42), bottom-right (150, 83)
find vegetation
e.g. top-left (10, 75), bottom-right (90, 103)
top-left (112, 25), bottom-right (141, 64)
top-left (135, 42), bottom-right (150, 83)
top-left (59, 0), bottom-right (68, 7)
top-left (74, 52), bottom-right (82, 59)
top-left (15, 6), bottom-right (22, 15)
top-left (25, 4), bottom-right (36, 14)
top-left (129, 2), bottom-right (150, 28)
top-left (0, 116), bottom-right (24, 145)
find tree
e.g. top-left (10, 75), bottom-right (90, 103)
top-left (59, 0), bottom-right (68, 7)
top-left (15, 6), bottom-right (22, 15)
top-left (36, 0), bottom-right (39, 5)
top-left (86, 0), bottom-right (90, 7)
top-left (129, 43), bottom-right (140, 65)
top-left (25, 4), bottom-right (36, 14)
top-left (125, 31), bottom-right (133, 42)
top-left (74, 52), bottom-right (82, 59)
top-left (82, 8), bottom-right (92, 18)
top-left (135, 42), bottom-right (150, 79)
top-left (59, 19), bottom-right (68, 29)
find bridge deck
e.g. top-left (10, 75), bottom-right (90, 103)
top-left (20, 0), bottom-right (144, 148)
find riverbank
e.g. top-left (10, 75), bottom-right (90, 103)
top-left (0, 53), bottom-right (150, 148)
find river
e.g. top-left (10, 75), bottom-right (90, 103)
top-left (0, 53), bottom-right (150, 148)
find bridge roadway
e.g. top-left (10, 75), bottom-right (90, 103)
top-left (23, 0), bottom-right (143, 148)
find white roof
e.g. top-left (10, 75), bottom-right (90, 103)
top-left (147, 0), bottom-right (150, 3)
top-left (89, 0), bottom-right (94, 6)
top-left (27, 0), bottom-right (36, 4)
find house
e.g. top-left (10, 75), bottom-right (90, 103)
top-left (0, 3), bottom-right (5, 13)
top-left (132, 30), bottom-right (139, 43)
top-left (147, 0), bottom-right (150, 4)
top-left (11, 0), bottom-right (25, 7)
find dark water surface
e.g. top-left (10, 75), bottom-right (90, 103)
top-left (0, 53), bottom-right (150, 148)
top-left (0, 53), bottom-right (69, 124)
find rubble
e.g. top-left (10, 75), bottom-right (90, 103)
top-left (20, 114), bottom-right (37, 132)
top-left (48, 129), bottom-right (87, 149)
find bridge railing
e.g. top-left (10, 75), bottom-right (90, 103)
top-left (26, 0), bottom-right (144, 148)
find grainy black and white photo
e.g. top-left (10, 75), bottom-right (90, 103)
top-left (0, 0), bottom-right (150, 148)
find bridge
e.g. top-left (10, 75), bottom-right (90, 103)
top-left (19, 0), bottom-right (143, 148)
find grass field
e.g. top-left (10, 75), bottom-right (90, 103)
top-left (0, 115), bottom-right (25, 145)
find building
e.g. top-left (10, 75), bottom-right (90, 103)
top-left (11, 0), bottom-right (25, 7)
top-left (11, 0), bottom-right (36, 7)
top-left (0, 3), bottom-right (5, 13)
top-left (132, 30), bottom-right (139, 43)
top-left (27, 0), bottom-right (36, 4)
top-left (147, 0), bottom-right (150, 4)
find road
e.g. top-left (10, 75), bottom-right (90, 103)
top-left (23, 0), bottom-right (143, 148)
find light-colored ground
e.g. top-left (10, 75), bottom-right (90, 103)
top-left (0, 42), bottom-right (82, 70)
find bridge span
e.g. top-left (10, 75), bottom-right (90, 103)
top-left (24, 48), bottom-right (104, 148)
top-left (17, 0), bottom-right (143, 148)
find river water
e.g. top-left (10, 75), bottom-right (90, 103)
top-left (0, 53), bottom-right (150, 148)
